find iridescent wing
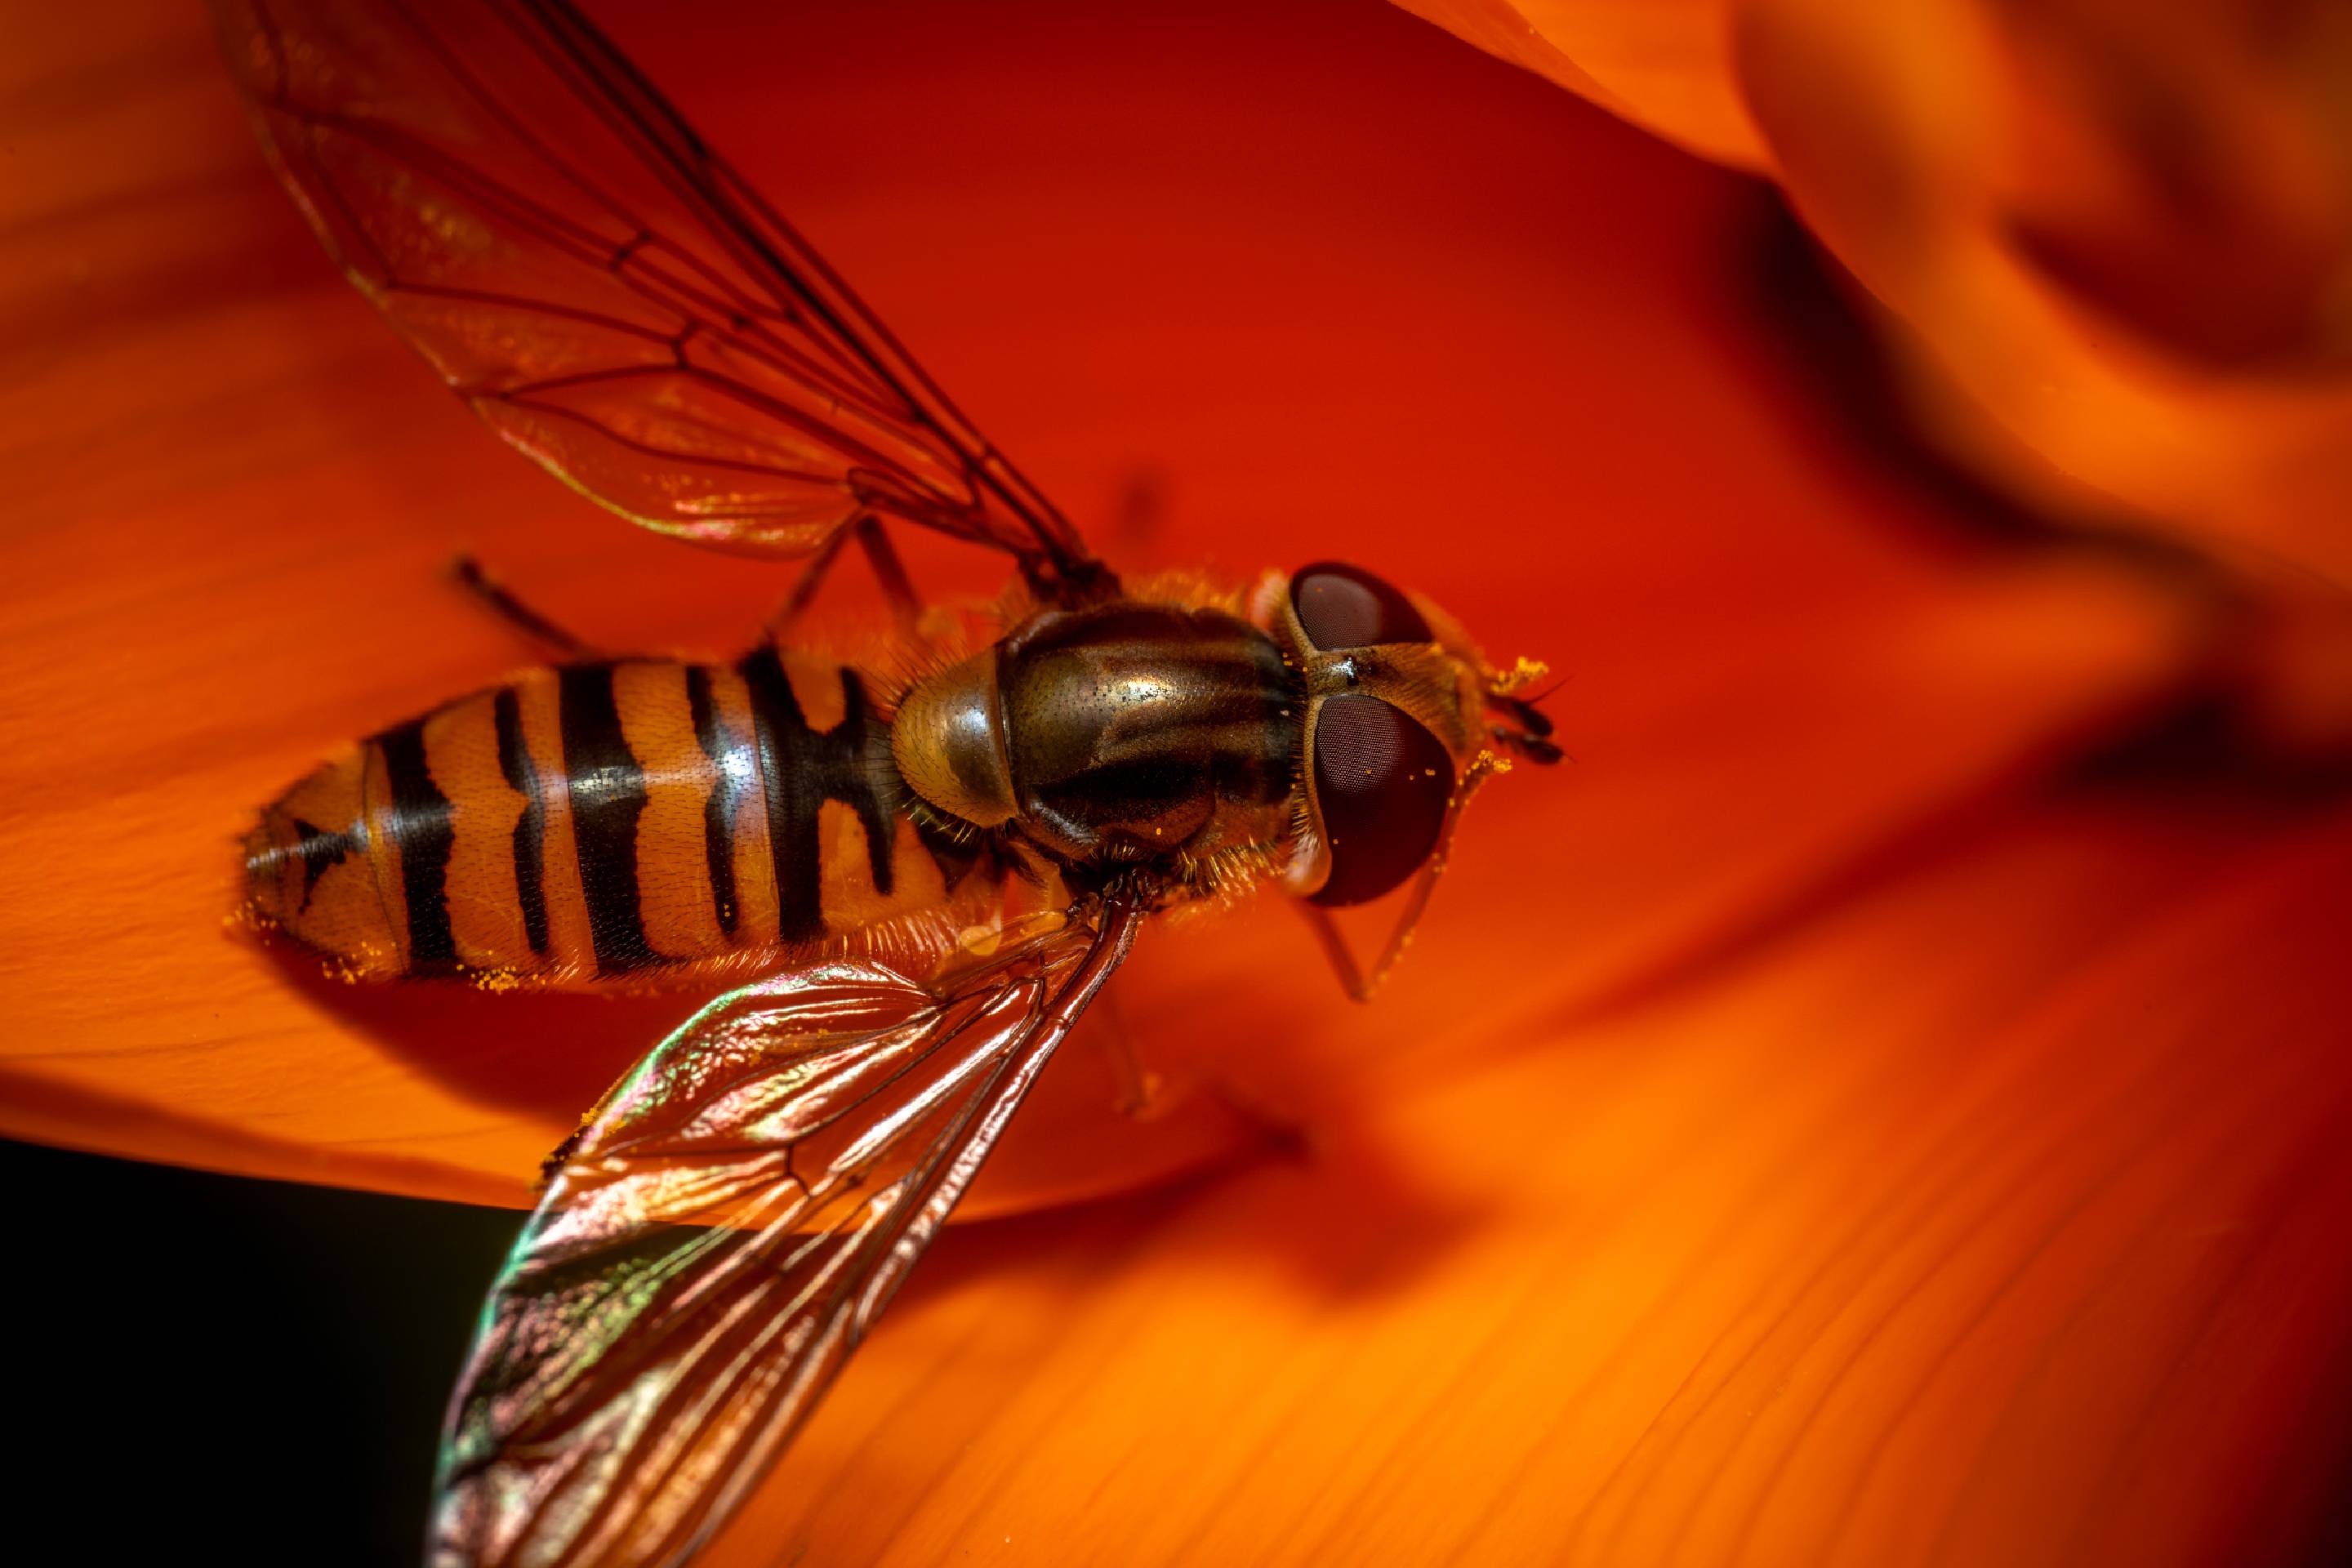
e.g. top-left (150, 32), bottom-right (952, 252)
top-left (207, 0), bottom-right (1102, 593)
top-left (431, 902), bottom-right (1143, 1568)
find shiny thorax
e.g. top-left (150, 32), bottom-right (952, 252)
top-left (243, 645), bottom-right (983, 986)
top-left (893, 602), bottom-right (1302, 865)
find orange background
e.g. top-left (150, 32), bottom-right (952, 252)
top-left (3, 1), bottom-right (2349, 1563)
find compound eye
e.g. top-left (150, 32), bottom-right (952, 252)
top-left (1290, 561), bottom-right (1432, 649)
top-left (1310, 694), bottom-right (1452, 906)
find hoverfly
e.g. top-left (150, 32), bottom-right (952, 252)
top-left (216, 0), bottom-right (1561, 1561)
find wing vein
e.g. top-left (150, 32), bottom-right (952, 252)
top-left (429, 904), bottom-right (1145, 1566)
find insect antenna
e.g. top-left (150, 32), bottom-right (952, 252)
top-left (1490, 726), bottom-right (1565, 764)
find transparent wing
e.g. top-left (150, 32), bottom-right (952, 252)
top-left (431, 902), bottom-right (1143, 1568)
top-left (208, 0), bottom-right (1101, 586)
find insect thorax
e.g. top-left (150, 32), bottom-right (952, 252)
top-left (895, 600), bottom-right (1304, 879)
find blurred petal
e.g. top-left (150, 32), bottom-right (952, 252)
top-left (1731, 0), bottom-right (2352, 581)
top-left (1391, 0), bottom-right (1771, 169)
top-left (1414, 0), bottom-right (2352, 586)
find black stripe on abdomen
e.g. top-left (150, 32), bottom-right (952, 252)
top-left (559, 664), bottom-right (656, 974)
top-left (493, 687), bottom-right (550, 956)
top-left (737, 648), bottom-right (898, 945)
top-left (685, 665), bottom-right (741, 938)
top-left (377, 718), bottom-right (457, 973)
top-left (289, 817), bottom-right (354, 914)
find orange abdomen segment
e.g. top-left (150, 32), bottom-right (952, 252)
top-left (243, 648), bottom-right (956, 986)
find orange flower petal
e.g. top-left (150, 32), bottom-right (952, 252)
top-left (1390, 0), bottom-right (1771, 170)
top-left (713, 786), bottom-right (2352, 1566)
top-left (1413, 0), bottom-right (2352, 590)
top-left (0, 2), bottom-right (2188, 1220)
top-left (13, 4), bottom-right (2347, 1564)
top-left (1730, 0), bottom-right (2352, 581)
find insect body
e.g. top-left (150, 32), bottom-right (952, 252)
top-left (214, 0), bottom-right (1558, 1562)
top-left (243, 599), bottom-right (1337, 988)
top-left (245, 650), bottom-right (944, 985)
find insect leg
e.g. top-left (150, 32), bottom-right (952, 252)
top-left (855, 516), bottom-right (923, 627)
top-left (1107, 466), bottom-right (1170, 556)
top-left (1083, 987), bottom-right (1308, 1161)
top-left (1295, 902), bottom-right (1374, 1003)
top-left (1089, 990), bottom-right (1164, 1116)
top-left (764, 516), bottom-right (923, 637)
top-left (762, 524), bottom-right (853, 637)
top-left (448, 555), bottom-right (599, 660)
top-left (1297, 751), bottom-right (1506, 1002)
top-left (1082, 991), bottom-right (1307, 1167)
top-left (1296, 872), bottom-right (1437, 1003)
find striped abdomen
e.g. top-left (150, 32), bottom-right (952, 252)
top-left (243, 647), bottom-right (973, 986)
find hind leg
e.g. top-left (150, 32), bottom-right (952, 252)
top-left (448, 554), bottom-right (599, 661)
top-left (765, 516), bottom-right (922, 637)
